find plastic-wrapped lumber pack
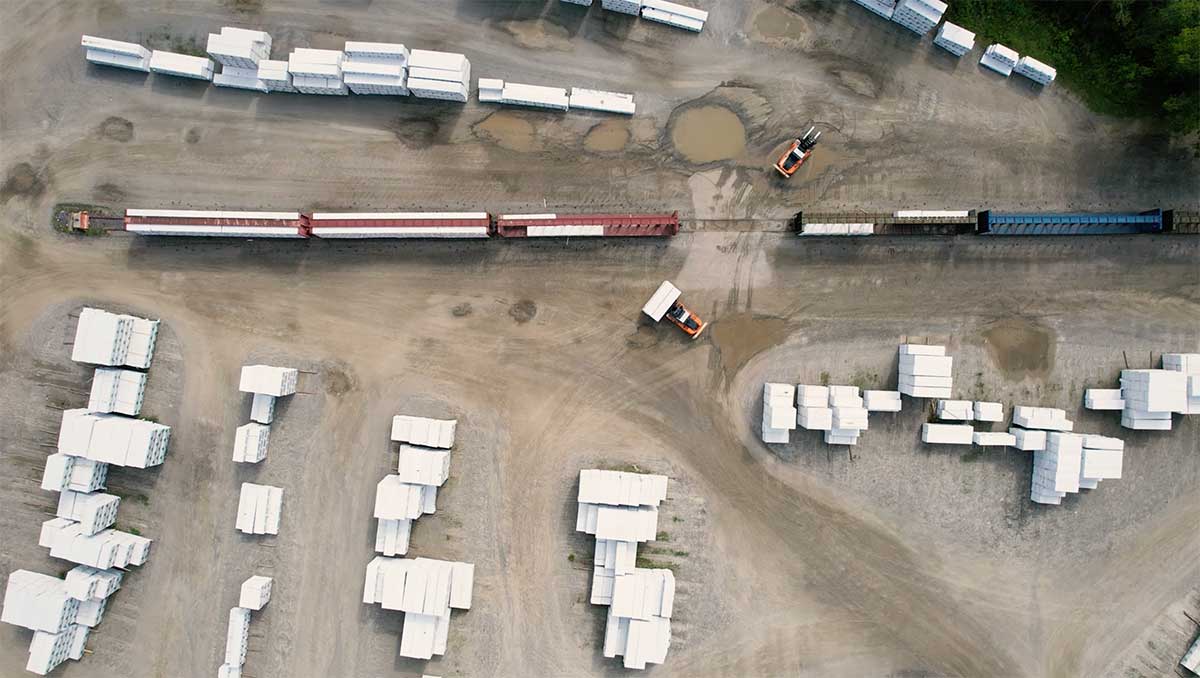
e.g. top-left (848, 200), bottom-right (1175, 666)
top-left (391, 415), bottom-right (456, 449)
top-left (574, 469), bottom-right (674, 670)
top-left (149, 51), bottom-right (215, 81)
top-left (863, 389), bottom-right (902, 412)
top-left (239, 365), bottom-right (298, 397)
top-left (232, 423), bottom-right (270, 463)
top-left (799, 223), bottom-right (874, 236)
top-left (889, 0), bottom-right (945, 35)
top-left (56, 491), bottom-right (120, 536)
top-left (408, 49), bottom-right (470, 102)
top-left (88, 368), bottom-right (147, 415)
top-left (639, 0), bottom-right (708, 33)
top-left (1013, 56), bottom-right (1056, 86)
top-left (897, 344), bottom-right (952, 399)
top-left (309, 212), bottom-right (492, 239)
top-left (58, 409), bottom-right (171, 468)
top-left (561, 0), bottom-right (594, 4)
top-left (257, 59), bottom-right (296, 92)
top-left (362, 557), bottom-right (475, 659)
top-left (921, 423), bottom-right (973, 445)
top-left (761, 383), bottom-right (796, 444)
top-left (980, 43), bottom-right (1019, 76)
top-left (220, 576), bottom-right (273, 677)
top-left (569, 88), bottom-right (636, 115)
top-left (850, 0), bottom-right (897, 19)
top-left (124, 209), bottom-right (309, 238)
top-left (343, 41), bottom-right (410, 95)
top-left (601, 0), bottom-right (642, 15)
top-left (1084, 388), bottom-right (1124, 411)
top-left (250, 393), bottom-right (276, 424)
top-left (235, 483), bottom-right (283, 535)
top-left (81, 35), bottom-right (151, 72)
top-left (935, 399), bottom-right (973, 421)
top-left (933, 22), bottom-right (975, 57)
top-left (288, 48), bottom-right (349, 95)
top-left (41, 454), bottom-right (108, 494)
top-left (1182, 634), bottom-right (1200, 673)
top-left (826, 385), bottom-right (868, 445)
top-left (489, 79), bottom-right (569, 111)
top-left (1162, 353), bottom-right (1200, 414)
top-left (72, 307), bottom-right (160, 369)
top-left (209, 27), bottom-right (272, 92)
top-left (1012, 406), bottom-right (1073, 431)
top-left (1009, 426), bottom-right (1047, 452)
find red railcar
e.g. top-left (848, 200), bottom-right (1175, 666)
top-left (492, 212), bottom-right (679, 238)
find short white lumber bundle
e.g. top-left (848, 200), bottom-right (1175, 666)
top-left (235, 483), bottom-right (283, 535)
top-left (149, 51), bottom-right (215, 80)
top-left (82, 35), bottom-right (151, 72)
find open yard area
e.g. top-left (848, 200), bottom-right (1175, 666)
top-left (1, 1), bottom-right (1198, 678)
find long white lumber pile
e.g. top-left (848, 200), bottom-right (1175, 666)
top-left (149, 51), bottom-right (215, 81)
top-left (362, 557), bottom-right (475, 659)
top-left (639, 0), bottom-right (708, 32)
top-left (72, 307), bottom-right (159, 369)
top-left (574, 469), bottom-right (674, 670)
top-left (82, 35), bottom-right (151, 72)
top-left (235, 483), bottom-right (283, 535)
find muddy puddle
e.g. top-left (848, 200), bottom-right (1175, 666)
top-left (751, 6), bottom-right (809, 41)
top-left (982, 319), bottom-right (1055, 380)
top-left (710, 312), bottom-right (791, 377)
top-left (584, 120), bottom-right (630, 153)
top-left (475, 112), bottom-right (537, 152)
top-left (670, 105), bottom-right (746, 164)
top-left (501, 19), bottom-right (572, 50)
top-left (831, 69), bottom-right (878, 98)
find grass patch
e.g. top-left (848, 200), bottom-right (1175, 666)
top-left (671, 516), bottom-right (683, 523)
top-left (142, 29), bottom-right (208, 58)
top-left (140, 415), bottom-right (159, 423)
top-left (567, 553), bottom-right (575, 562)
top-left (597, 462), bottom-right (645, 474)
top-left (135, 493), bottom-right (150, 506)
top-left (655, 531), bottom-right (670, 541)
top-left (819, 371), bottom-right (831, 387)
top-left (672, 550), bottom-right (689, 557)
top-left (850, 370), bottom-right (879, 391)
top-left (50, 202), bottom-right (112, 234)
top-left (635, 555), bottom-right (676, 572)
top-left (129, 527), bottom-right (141, 536)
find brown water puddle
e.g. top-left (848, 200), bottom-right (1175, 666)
top-left (670, 105), bottom-right (747, 164)
top-left (710, 312), bottom-right (791, 377)
top-left (751, 6), bottom-right (809, 41)
top-left (982, 319), bottom-right (1056, 380)
top-left (475, 112), bottom-right (537, 152)
top-left (584, 119), bottom-right (630, 153)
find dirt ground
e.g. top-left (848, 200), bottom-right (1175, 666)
top-left (1, 1), bottom-right (1199, 678)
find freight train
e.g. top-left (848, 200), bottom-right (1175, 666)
top-left (118, 209), bottom-right (681, 239)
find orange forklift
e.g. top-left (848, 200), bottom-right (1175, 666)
top-left (773, 126), bottom-right (821, 178)
top-left (642, 281), bottom-right (707, 339)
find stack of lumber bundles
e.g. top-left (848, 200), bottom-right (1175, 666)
top-left (863, 390), bottom-right (902, 412)
top-left (39, 520), bottom-right (151, 569)
top-left (372, 415), bottom-right (456, 556)
top-left (600, 0), bottom-right (642, 15)
top-left (799, 223), bottom-right (874, 236)
top-left (570, 88), bottom-right (637, 115)
top-left (209, 27), bottom-right (272, 92)
top-left (980, 44), bottom-right (1019, 77)
top-left (1162, 353), bottom-right (1200, 414)
top-left (235, 483), bottom-right (283, 535)
top-left (1077, 435), bottom-right (1123, 489)
top-left (81, 35), bottom-right (151, 72)
top-left (231, 364), bottom-right (298, 463)
top-left (897, 344), bottom-right (953, 399)
top-left (921, 423), bottom-right (973, 445)
top-left (1012, 406), bottom-right (1073, 431)
top-left (87, 368), bottom-right (147, 415)
top-left (850, 0), bottom-right (897, 20)
top-left (0, 567), bottom-right (123, 675)
top-left (257, 59), bottom-right (296, 92)
top-left (41, 454), bottom-right (108, 493)
top-left (761, 383), bottom-right (796, 444)
top-left (362, 557), bottom-right (475, 659)
top-left (342, 41), bottom-right (410, 95)
top-left (1030, 432), bottom-right (1081, 504)
top-left (1084, 388), bottom-right (1124, 411)
top-left (58, 409), bottom-right (171, 468)
top-left (407, 49), bottom-right (470, 102)
top-left (933, 22), bottom-right (975, 57)
top-left (219, 576), bottom-right (273, 677)
top-left (574, 470), bottom-right (674, 670)
top-left (287, 48), bottom-right (348, 95)
top-left (889, 0), bottom-right (945, 35)
top-left (72, 307), bottom-right (159, 369)
top-left (1120, 369), bottom-right (1185, 430)
top-left (1013, 56), bottom-right (1056, 86)
top-left (56, 491), bottom-right (119, 536)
